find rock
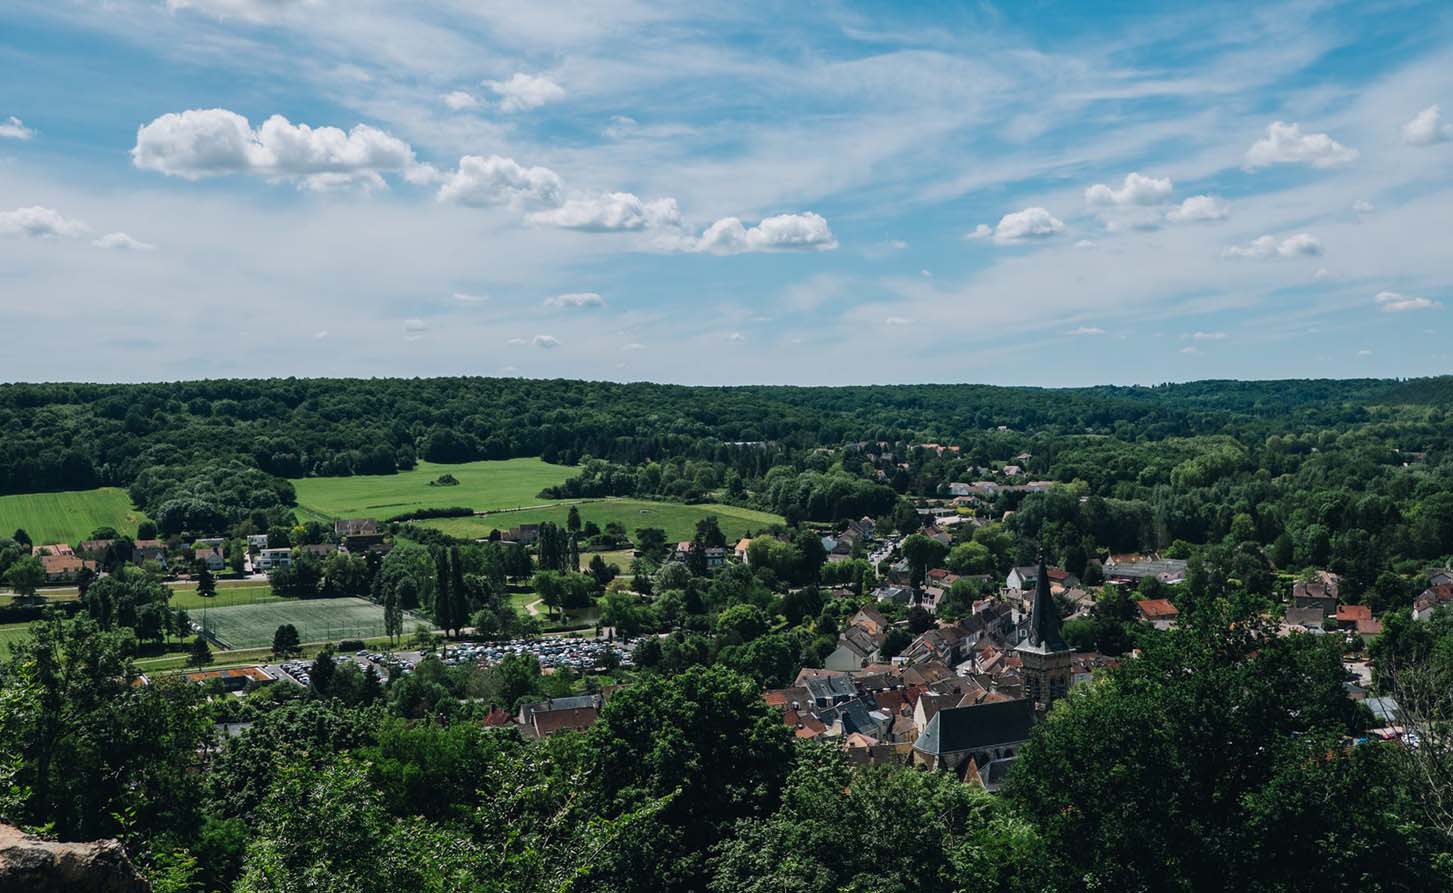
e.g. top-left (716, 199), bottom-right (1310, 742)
top-left (0, 822), bottom-right (150, 893)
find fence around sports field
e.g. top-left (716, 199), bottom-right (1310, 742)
top-left (194, 596), bottom-right (433, 649)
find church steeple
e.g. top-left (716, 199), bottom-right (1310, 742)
top-left (1016, 554), bottom-right (1072, 713)
top-left (1026, 554), bottom-right (1067, 651)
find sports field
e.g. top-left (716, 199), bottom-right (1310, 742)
top-left (0, 487), bottom-right (149, 547)
top-left (194, 596), bottom-right (432, 649)
top-left (420, 499), bottom-right (782, 544)
top-left (171, 582), bottom-right (279, 610)
top-left (291, 458), bottom-right (574, 522)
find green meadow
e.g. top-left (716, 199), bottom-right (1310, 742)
top-left (196, 596), bottom-right (432, 650)
top-left (0, 487), bottom-right (149, 547)
top-left (420, 499), bottom-right (782, 544)
top-left (291, 458), bottom-right (574, 522)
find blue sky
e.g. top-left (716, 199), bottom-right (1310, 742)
top-left (1, 0), bottom-right (1450, 386)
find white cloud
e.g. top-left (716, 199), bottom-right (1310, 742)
top-left (531, 334), bottom-right (560, 348)
top-left (451, 291), bottom-right (489, 303)
top-left (1314, 268), bottom-right (1331, 280)
top-left (544, 292), bottom-right (605, 309)
top-left (132, 109), bottom-right (421, 188)
top-left (1180, 346), bottom-right (1200, 355)
top-left (1375, 291), bottom-right (1441, 313)
top-left (965, 224), bottom-right (992, 240)
top-left (1243, 121), bottom-right (1358, 170)
top-left (313, 330), bottom-right (329, 340)
top-left (403, 318), bottom-right (427, 341)
top-left (884, 316), bottom-right (912, 326)
top-left (1402, 105), bottom-right (1452, 146)
top-left (1187, 331), bottom-right (1228, 341)
top-left (0, 116), bottom-right (33, 140)
top-left (442, 91), bottom-right (479, 111)
top-left (167, 0), bottom-right (312, 22)
top-left (485, 73), bottom-right (566, 112)
top-left (506, 337), bottom-right (528, 345)
top-left (1067, 326), bottom-right (1105, 336)
top-left (1074, 240), bottom-right (1097, 249)
top-left (92, 232), bottom-right (156, 251)
top-left (1356, 349), bottom-right (1373, 357)
top-left (1167, 195), bottom-right (1229, 223)
top-left (694, 212), bottom-right (837, 254)
top-left (1223, 233), bottom-right (1323, 259)
top-left (1352, 200), bottom-right (1374, 213)
top-left (888, 239), bottom-right (909, 249)
top-left (623, 342), bottom-right (646, 351)
top-left (726, 332), bottom-right (746, 342)
top-left (436, 155), bottom-right (564, 208)
top-left (529, 193), bottom-right (682, 231)
top-left (0, 206), bottom-right (87, 238)
top-left (993, 207), bottom-right (1064, 244)
top-left (1084, 172), bottom-right (1173, 207)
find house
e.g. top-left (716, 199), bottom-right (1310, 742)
top-left (874, 584), bottom-right (914, 606)
top-left (848, 606), bottom-right (889, 637)
top-left (133, 539), bottom-right (168, 567)
top-left (193, 537), bottom-right (226, 550)
top-left (504, 524), bottom-right (540, 545)
top-left (1292, 577), bottom-right (1339, 618)
top-left (796, 669), bottom-right (857, 708)
top-left (1006, 565), bottom-right (1038, 591)
top-left (1413, 584), bottom-right (1453, 621)
top-left (911, 698), bottom-right (1036, 772)
top-left (36, 543), bottom-right (75, 558)
top-left (825, 624), bottom-right (888, 671)
top-left (902, 625), bottom-right (969, 666)
top-left (257, 548), bottom-right (292, 572)
top-left (184, 666), bottom-right (275, 691)
top-left (1335, 604), bottom-right (1382, 637)
top-left (1135, 598), bottom-right (1180, 629)
top-left (77, 539), bottom-right (115, 559)
top-left (518, 694), bottom-right (603, 738)
top-left (1002, 465), bottom-right (1023, 477)
top-left (193, 546), bottom-right (226, 571)
top-left (705, 547), bottom-right (726, 568)
top-left (246, 534), bottom-right (270, 550)
top-left (1284, 605), bottom-right (1329, 632)
top-left (334, 518), bottom-right (380, 537)
top-left (298, 543), bottom-right (339, 560)
top-left (39, 554), bottom-right (96, 583)
top-left (735, 538), bottom-right (752, 563)
top-left (342, 533), bottom-right (386, 553)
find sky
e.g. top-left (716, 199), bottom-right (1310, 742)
top-left (0, 0), bottom-right (1450, 387)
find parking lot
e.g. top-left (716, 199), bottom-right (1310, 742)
top-left (272, 636), bottom-right (636, 686)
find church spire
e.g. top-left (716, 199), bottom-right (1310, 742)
top-left (1027, 554), bottom-right (1067, 651)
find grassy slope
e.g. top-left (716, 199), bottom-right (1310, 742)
top-left (291, 458), bottom-right (574, 522)
top-left (0, 488), bottom-right (149, 546)
top-left (421, 499), bottom-right (782, 544)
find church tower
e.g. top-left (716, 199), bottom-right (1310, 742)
top-left (1015, 555), bottom-right (1072, 712)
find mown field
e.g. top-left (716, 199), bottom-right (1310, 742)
top-left (291, 458), bottom-right (573, 522)
top-left (421, 499), bottom-right (782, 543)
top-left (0, 622), bottom-right (34, 655)
top-left (196, 596), bottom-right (432, 649)
top-left (0, 487), bottom-right (148, 546)
top-left (171, 582), bottom-right (279, 610)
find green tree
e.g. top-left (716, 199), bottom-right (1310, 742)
top-left (196, 566), bottom-right (217, 598)
top-left (272, 623), bottom-right (302, 657)
top-left (4, 555), bottom-right (45, 601)
top-left (189, 634), bottom-right (213, 670)
top-left (310, 647), bottom-right (337, 695)
top-left (567, 505), bottom-right (582, 533)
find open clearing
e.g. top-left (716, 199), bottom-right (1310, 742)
top-left (0, 487), bottom-right (148, 546)
top-left (420, 499), bottom-right (782, 543)
top-left (291, 458), bottom-right (574, 522)
top-left (196, 596), bottom-right (432, 649)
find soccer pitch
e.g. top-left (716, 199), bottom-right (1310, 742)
top-left (195, 597), bottom-right (432, 649)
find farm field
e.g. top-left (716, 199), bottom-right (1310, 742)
top-left (420, 499), bottom-right (783, 544)
top-left (0, 487), bottom-right (148, 547)
top-left (195, 596), bottom-right (433, 649)
top-left (290, 458), bottom-right (574, 523)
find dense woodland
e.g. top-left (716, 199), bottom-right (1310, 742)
top-left (5, 376), bottom-right (1453, 890)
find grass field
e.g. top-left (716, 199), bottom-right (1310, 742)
top-left (196, 597), bottom-right (433, 649)
top-left (0, 622), bottom-right (34, 655)
top-left (171, 583), bottom-right (280, 610)
top-left (291, 458), bottom-right (574, 523)
top-left (421, 499), bottom-right (782, 544)
top-left (0, 487), bottom-right (149, 546)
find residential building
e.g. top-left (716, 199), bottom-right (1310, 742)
top-left (335, 518), bottom-right (380, 537)
top-left (257, 548), bottom-right (292, 572)
top-left (1135, 598), bottom-right (1180, 630)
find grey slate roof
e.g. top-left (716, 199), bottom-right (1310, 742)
top-left (913, 698), bottom-right (1035, 756)
top-left (805, 673), bottom-right (857, 703)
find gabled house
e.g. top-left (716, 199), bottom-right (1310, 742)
top-left (39, 554), bottom-right (96, 583)
top-left (335, 518), bottom-right (380, 537)
top-left (825, 624), bottom-right (888, 672)
top-left (1135, 598), bottom-right (1180, 629)
top-left (912, 698), bottom-right (1036, 773)
top-left (518, 694), bottom-right (603, 739)
top-left (133, 539), bottom-right (168, 567)
top-left (193, 545), bottom-right (226, 571)
top-left (1413, 584), bottom-right (1453, 621)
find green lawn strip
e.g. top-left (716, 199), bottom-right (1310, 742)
top-left (170, 584), bottom-right (280, 610)
top-left (0, 487), bottom-right (150, 546)
top-left (421, 498), bottom-right (782, 544)
top-left (290, 458), bottom-right (574, 520)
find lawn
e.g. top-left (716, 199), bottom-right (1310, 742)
top-left (290, 458), bottom-right (575, 523)
top-left (195, 596), bottom-right (433, 649)
top-left (0, 487), bottom-right (149, 546)
top-left (420, 499), bottom-right (782, 544)
top-left (0, 622), bottom-right (34, 655)
top-left (171, 583), bottom-right (280, 610)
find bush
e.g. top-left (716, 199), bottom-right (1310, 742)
top-left (338, 639), bottom-right (366, 651)
top-left (384, 507), bottom-right (474, 523)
